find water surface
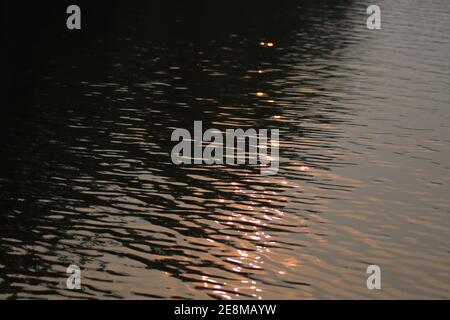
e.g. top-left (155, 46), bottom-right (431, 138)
top-left (1, 0), bottom-right (449, 299)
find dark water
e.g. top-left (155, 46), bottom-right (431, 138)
top-left (1, 0), bottom-right (450, 299)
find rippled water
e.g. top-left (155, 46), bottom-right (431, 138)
top-left (1, 0), bottom-right (450, 299)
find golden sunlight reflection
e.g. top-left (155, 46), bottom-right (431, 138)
top-left (259, 41), bottom-right (275, 48)
top-left (196, 179), bottom-right (287, 300)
